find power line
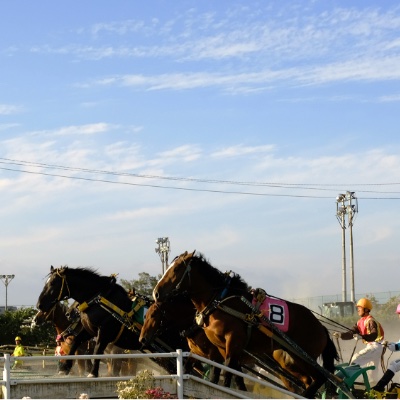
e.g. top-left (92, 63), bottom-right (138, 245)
top-left (2, 157), bottom-right (400, 189)
top-left (1, 157), bottom-right (400, 199)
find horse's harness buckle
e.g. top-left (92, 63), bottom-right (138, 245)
top-left (245, 312), bottom-right (259, 324)
top-left (195, 312), bottom-right (205, 326)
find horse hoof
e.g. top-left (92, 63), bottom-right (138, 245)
top-left (87, 373), bottom-right (97, 378)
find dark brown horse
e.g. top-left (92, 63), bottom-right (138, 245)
top-left (31, 301), bottom-right (128, 376)
top-left (36, 265), bottom-right (189, 378)
top-left (153, 251), bottom-right (340, 398)
top-left (31, 302), bottom-right (91, 376)
top-left (36, 266), bottom-right (150, 377)
top-left (139, 293), bottom-right (224, 383)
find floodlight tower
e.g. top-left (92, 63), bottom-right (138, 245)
top-left (336, 194), bottom-right (347, 302)
top-left (0, 274), bottom-right (15, 311)
top-left (155, 237), bottom-right (171, 275)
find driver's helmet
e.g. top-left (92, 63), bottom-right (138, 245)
top-left (56, 334), bottom-right (64, 342)
top-left (396, 304), bottom-right (400, 314)
top-left (356, 298), bottom-right (373, 311)
top-left (15, 336), bottom-right (22, 341)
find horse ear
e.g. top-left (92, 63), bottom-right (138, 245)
top-left (51, 265), bottom-right (54, 272)
top-left (190, 250), bottom-right (196, 257)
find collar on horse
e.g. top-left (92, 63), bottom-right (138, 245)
top-left (195, 271), bottom-right (236, 326)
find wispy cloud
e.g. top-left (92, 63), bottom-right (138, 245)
top-left (27, 123), bottom-right (117, 137)
top-left (84, 54), bottom-right (400, 92)
top-left (212, 144), bottom-right (275, 158)
top-left (0, 123), bottom-right (20, 131)
top-left (378, 94), bottom-right (400, 102)
top-left (0, 104), bottom-right (22, 115)
top-left (156, 145), bottom-right (202, 163)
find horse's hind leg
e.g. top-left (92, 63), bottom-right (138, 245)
top-left (273, 349), bottom-right (311, 393)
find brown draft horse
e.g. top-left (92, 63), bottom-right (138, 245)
top-left (31, 302), bottom-right (91, 376)
top-left (139, 293), bottom-right (225, 383)
top-left (153, 251), bottom-right (340, 398)
top-left (36, 266), bottom-right (149, 377)
top-left (36, 265), bottom-right (187, 377)
top-left (31, 301), bottom-right (129, 376)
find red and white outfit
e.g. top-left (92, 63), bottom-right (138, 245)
top-left (341, 315), bottom-right (384, 384)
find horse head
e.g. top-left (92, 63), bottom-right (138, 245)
top-left (139, 302), bottom-right (162, 346)
top-left (36, 265), bottom-right (71, 312)
top-left (153, 250), bottom-right (196, 302)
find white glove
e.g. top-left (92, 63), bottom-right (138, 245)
top-left (332, 332), bottom-right (341, 338)
top-left (353, 334), bottom-right (361, 340)
top-left (388, 343), bottom-right (397, 352)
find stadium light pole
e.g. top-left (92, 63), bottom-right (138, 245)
top-left (155, 237), bottom-right (171, 275)
top-left (0, 274), bottom-right (15, 311)
top-left (336, 194), bottom-right (347, 302)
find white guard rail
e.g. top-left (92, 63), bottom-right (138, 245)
top-left (1, 350), bottom-right (304, 399)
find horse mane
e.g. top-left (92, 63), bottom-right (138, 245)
top-left (54, 266), bottom-right (113, 284)
top-left (193, 253), bottom-right (251, 295)
top-left (51, 266), bottom-right (129, 298)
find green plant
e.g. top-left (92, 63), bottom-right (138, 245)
top-left (116, 369), bottom-right (176, 399)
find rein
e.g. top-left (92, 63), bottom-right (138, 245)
top-left (56, 269), bottom-right (71, 302)
top-left (43, 303), bottom-right (58, 322)
top-left (174, 256), bottom-right (193, 292)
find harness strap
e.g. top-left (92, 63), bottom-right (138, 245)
top-left (216, 302), bottom-right (258, 324)
top-left (78, 301), bottom-right (90, 312)
top-left (99, 296), bottom-right (134, 319)
top-left (61, 318), bottom-right (81, 337)
top-left (56, 271), bottom-right (70, 301)
top-left (77, 295), bottom-right (146, 333)
top-left (110, 324), bottom-right (126, 345)
top-left (131, 297), bottom-right (146, 314)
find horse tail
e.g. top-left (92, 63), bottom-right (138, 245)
top-left (321, 326), bottom-right (339, 373)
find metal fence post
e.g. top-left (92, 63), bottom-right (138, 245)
top-left (3, 353), bottom-right (11, 399)
top-left (175, 349), bottom-right (184, 399)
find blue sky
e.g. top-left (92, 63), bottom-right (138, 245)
top-left (1, 1), bottom-right (400, 308)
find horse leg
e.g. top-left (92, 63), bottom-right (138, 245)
top-left (59, 331), bottom-right (90, 375)
top-left (233, 369), bottom-right (247, 391)
top-left (210, 366), bottom-right (221, 384)
top-left (223, 356), bottom-right (247, 391)
top-left (88, 339), bottom-right (109, 378)
top-left (272, 349), bottom-right (311, 393)
top-left (109, 358), bottom-right (123, 377)
top-left (85, 340), bottom-right (95, 373)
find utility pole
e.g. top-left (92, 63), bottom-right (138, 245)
top-left (336, 195), bottom-right (347, 302)
top-left (336, 192), bottom-right (358, 303)
top-left (0, 274), bottom-right (15, 311)
top-left (155, 237), bottom-right (171, 275)
top-left (346, 192), bottom-right (358, 303)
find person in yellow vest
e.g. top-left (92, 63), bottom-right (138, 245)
top-left (12, 336), bottom-right (26, 369)
top-left (333, 298), bottom-right (384, 385)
